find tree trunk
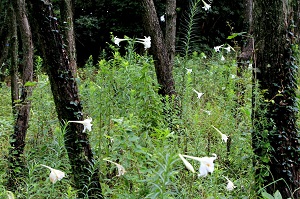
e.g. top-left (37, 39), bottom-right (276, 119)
top-left (252, 0), bottom-right (300, 198)
top-left (60, 0), bottom-right (77, 77)
top-left (0, 1), bottom-right (12, 85)
top-left (8, 0), bottom-right (34, 189)
top-left (10, 8), bottom-right (19, 110)
top-left (28, 1), bottom-right (102, 197)
top-left (141, 0), bottom-right (176, 96)
top-left (165, 0), bottom-right (177, 66)
top-left (236, 0), bottom-right (253, 106)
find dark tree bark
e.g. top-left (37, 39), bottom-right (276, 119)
top-left (8, 0), bottom-right (33, 189)
top-left (8, 0), bottom-right (34, 189)
top-left (141, 0), bottom-right (176, 96)
top-left (9, 8), bottom-right (19, 110)
top-left (28, 1), bottom-right (102, 198)
top-left (165, 0), bottom-right (177, 66)
top-left (253, 0), bottom-right (300, 198)
top-left (238, 0), bottom-right (254, 64)
top-left (236, 0), bottom-right (254, 106)
top-left (0, 1), bottom-right (12, 84)
top-left (60, 0), bottom-right (77, 77)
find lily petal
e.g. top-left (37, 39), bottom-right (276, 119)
top-left (104, 159), bottom-right (126, 176)
top-left (193, 89), bottom-right (204, 99)
top-left (179, 154), bottom-right (195, 173)
top-left (69, 118), bottom-right (93, 132)
top-left (198, 163), bottom-right (209, 177)
top-left (202, 0), bottom-right (211, 11)
top-left (225, 176), bottom-right (236, 191)
top-left (41, 164), bottom-right (65, 184)
top-left (212, 125), bottom-right (228, 143)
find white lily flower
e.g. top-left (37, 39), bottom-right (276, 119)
top-left (221, 55), bottom-right (225, 61)
top-left (104, 159), bottom-right (126, 176)
top-left (69, 118), bottom-right (92, 132)
top-left (211, 125), bottom-right (228, 143)
top-left (224, 45), bottom-right (235, 53)
top-left (182, 154), bottom-right (217, 177)
top-left (185, 68), bottom-right (193, 74)
top-left (179, 154), bottom-right (195, 173)
top-left (202, 0), bottom-right (211, 11)
top-left (224, 176), bottom-right (236, 191)
top-left (214, 45), bottom-right (223, 52)
top-left (136, 36), bottom-right (151, 49)
top-left (193, 88), bottom-right (204, 99)
top-left (41, 164), bottom-right (65, 184)
top-left (113, 36), bottom-right (129, 47)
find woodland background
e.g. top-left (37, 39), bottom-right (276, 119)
top-left (0, 0), bottom-right (299, 198)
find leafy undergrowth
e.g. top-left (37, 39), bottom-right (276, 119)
top-left (0, 49), bottom-right (258, 198)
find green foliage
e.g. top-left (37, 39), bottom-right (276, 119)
top-left (177, 0), bottom-right (204, 57)
top-left (261, 190), bottom-right (284, 199)
top-left (176, 0), bottom-right (245, 54)
top-left (0, 42), bottom-right (259, 198)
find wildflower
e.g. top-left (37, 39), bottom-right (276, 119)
top-left (221, 55), bottom-right (225, 61)
top-left (182, 154), bottom-right (217, 177)
top-left (193, 88), bottom-right (204, 99)
top-left (224, 45), bottom-right (235, 53)
top-left (214, 45), bottom-right (223, 52)
top-left (231, 74), bottom-right (236, 79)
top-left (224, 176), bottom-right (236, 191)
top-left (185, 68), bottom-right (193, 74)
top-left (104, 159), bottom-right (126, 176)
top-left (202, 0), bottom-right (211, 11)
top-left (69, 118), bottom-right (92, 132)
top-left (113, 36), bottom-right (129, 47)
top-left (179, 154), bottom-right (195, 173)
top-left (160, 15), bottom-right (165, 22)
top-left (136, 36), bottom-right (151, 49)
top-left (211, 125), bottom-right (228, 143)
top-left (41, 164), bottom-right (65, 184)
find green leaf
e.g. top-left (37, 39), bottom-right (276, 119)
top-left (273, 190), bottom-right (282, 199)
top-left (227, 32), bottom-right (246, 39)
top-left (24, 81), bottom-right (37, 87)
top-left (261, 191), bottom-right (274, 199)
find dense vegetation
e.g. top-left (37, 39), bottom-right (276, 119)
top-left (1, 0), bottom-right (299, 198)
top-left (0, 44), bottom-right (263, 198)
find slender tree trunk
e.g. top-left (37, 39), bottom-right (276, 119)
top-left (253, 0), bottom-right (300, 198)
top-left (165, 0), bottom-right (177, 66)
top-left (60, 0), bottom-right (77, 76)
top-left (10, 8), bottom-right (19, 110)
top-left (236, 0), bottom-right (253, 106)
top-left (141, 0), bottom-right (176, 96)
top-left (8, 0), bottom-right (33, 189)
top-left (29, 1), bottom-right (102, 197)
top-left (0, 1), bottom-right (11, 84)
